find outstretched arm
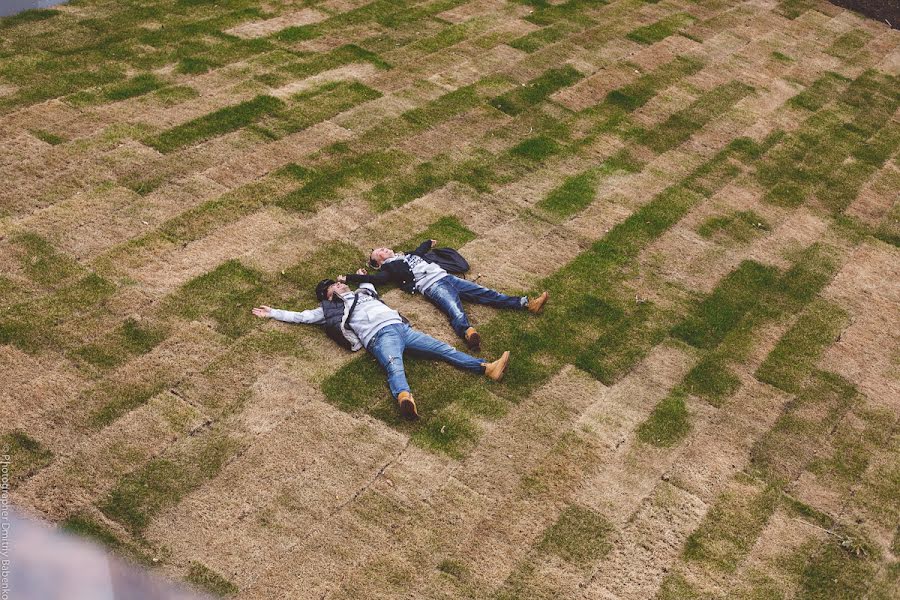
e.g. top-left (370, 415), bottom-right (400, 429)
top-left (343, 269), bottom-right (392, 285)
top-left (252, 305), bottom-right (325, 325)
top-left (411, 239), bottom-right (437, 256)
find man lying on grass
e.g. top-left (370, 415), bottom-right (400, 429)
top-left (252, 277), bottom-right (510, 419)
top-left (338, 238), bottom-right (548, 351)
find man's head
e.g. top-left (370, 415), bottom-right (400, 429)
top-left (315, 279), bottom-right (351, 302)
top-left (368, 247), bottom-right (395, 269)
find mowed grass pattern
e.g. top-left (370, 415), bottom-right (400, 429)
top-left (0, 0), bottom-right (898, 598)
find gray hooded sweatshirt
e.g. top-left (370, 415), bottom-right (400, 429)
top-left (268, 283), bottom-right (403, 350)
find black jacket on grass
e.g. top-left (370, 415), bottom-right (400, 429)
top-left (345, 240), bottom-right (433, 293)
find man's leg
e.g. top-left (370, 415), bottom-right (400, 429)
top-left (368, 324), bottom-right (410, 399)
top-left (423, 278), bottom-right (471, 338)
top-left (404, 326), bottom-right (511, 381)
top-left (446, 276), bottom-right (526, 310)
top-left (402, 327), bottom-right (485, 374)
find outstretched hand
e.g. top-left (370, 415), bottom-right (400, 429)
top-left (252, 305), bottom-right (272, 318)
top-left (337, 275), bottom-right (347, 283)
top-left (356, 268), bottom-right (367, 275)
top-left (430, 239), bottom-right (437, 248)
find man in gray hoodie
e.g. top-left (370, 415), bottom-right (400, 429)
top-left (252, 276), bottom-right (510, 419)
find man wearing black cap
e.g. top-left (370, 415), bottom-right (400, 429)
top-left (252, 275), bottom-right (510, 419)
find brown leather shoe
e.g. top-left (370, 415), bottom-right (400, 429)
top-left (483, 351), bottom-right (510, 381)
top-left (527, 291), bottom-right (549, 314)
top-left (397, 391), bottom-right (419, 420)
top-left (464, 327), bottom-right (481, 351)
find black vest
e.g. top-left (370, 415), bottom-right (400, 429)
top-left (320, 299), bottom-right (352, 350)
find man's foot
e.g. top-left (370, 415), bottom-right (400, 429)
top-left (527, 291), bottom-right (549, 314)
top-left (464, 327), bottom-right (481, 351)
top-left (484, 351), bottom-right (511, 381)
top-left (397, 391), bottom-right (419, 420)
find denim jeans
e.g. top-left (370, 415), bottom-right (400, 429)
top-left (368, 323), bottom-right (485, 398)
top-left (424, 276), bottom-right (526, 338)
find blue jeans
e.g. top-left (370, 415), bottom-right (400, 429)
top-left (368, 323), bottom-right (485, 398)
top-left (424, 276), bottom-right (526, 338)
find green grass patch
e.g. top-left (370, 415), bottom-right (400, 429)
top-left (637, 387), bottom-right (691, 447)
top-left (509, 135), bottom-right (563, 161)
top-left (657, 573), bottom-right (701, 599)
top-left (153, 85), bottom-right (200, 106)
top-left (575, 301), bottom-right (672, 385)
top-left (187, 561), bottom-right (239, 597)
top-left (538, 504), bottom-right (613, 566)
top-left (602, 56), bottom-right (704, 113)
top-left (634, 81), bottom-right (753, 153)
top-left (776, 0), bottom-right (818, 19)
top-left (30, 128), bottom-right (66, 145)
top-left (154, 179), bottom-right (284, 245)
top-left (771, 51), bottom-right (793, 63)
top-left (103, 73), bottom-right (166, 102)
top-left (0, 430), bottom-right (53, 488)
top-left (176, 56), bottom-right (215, 75)
top-left (524, 0), bottom-right (607, 27)
top-left (697, 210), bottom-right (770, 243)
top-left (145, 95), bottom-right (284, 153)
top-left (410, 18), bottom-right (486, 54)
top-left (253, 81), bottom-right (381, 140)
top-left (0, 273), bottom-right (116, 353)
top-left (490, 65), bottom-right (583, 116)
top-left (437, 558), bottom-right (471, 581)
top-left (87, 381), bottom-right (168, 428)
top-left (509, 23), bottom-right (571, 53)
top-left (0, 8), bottom-right (60, 29)
top-left (788, 72), bottom-right (850, 112)
top-left (672, 260), bottom-right (780, 350)
top-left (165, 259), bottom-right (272, 338)
top-left (538, 149), bottom-right (643, 217)
top-left (282, 44), bottom-right (390, 80)
top-left (826, 29), bottom-right (870, 60)
top-left (756, 300), bottom-right (848, 394)
top-left (367, 157), bottom-right (457, 212)
top-left (74, 318), bottom-right (167, 370)
top-left (12, 232), bottom-right (80, 286)
top-left (494, 562), bottom-right (560, 600)
top-left (99, 433), bottom-right (239, 534)
top-left (277, 150), bottom-right (406, 212)
top-left (626, 13), bottom-right (695, 45)
top-left (538, 170), bottom-right (595, 216)
top-left (410, 406), bottom-right (481, 459)
top-left (683, 476), bottom-right (780, 572)
top-left (398, 215), bottom-right (476, 250)
top-left (795, 539), bottom-right (879, 599)
top-left (61, 513), bottom-right (151, 565)
top-left (759, 70), bottom-right (899, 213)
top-left (777, 243), bottom-right (841, 309)
top-left (682, 354), bottom-right (741, 406)
top-left (401, 83), bottom-right (482, 130)
top-left (808, 405), bottom-right (894, 495)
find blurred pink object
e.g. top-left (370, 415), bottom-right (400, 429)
top-left (5, 509), bottom-right (208, 600)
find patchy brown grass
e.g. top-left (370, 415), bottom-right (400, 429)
top-left (1, 0), bottom-right (898, 598)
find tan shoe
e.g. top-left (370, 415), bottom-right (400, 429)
top-left (483, 351), bottom-right (510, 381)
top-left (464, 327), bottom-right (481, 351)
top-left (527, 291), bottom-right (549, 314)
top-left (397, 391), bottom-right (419, 420)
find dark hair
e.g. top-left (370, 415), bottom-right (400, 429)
top-left (315, 279), bottom-right (337, 302)
top-left (368, 250), bottom-right (380, 270)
